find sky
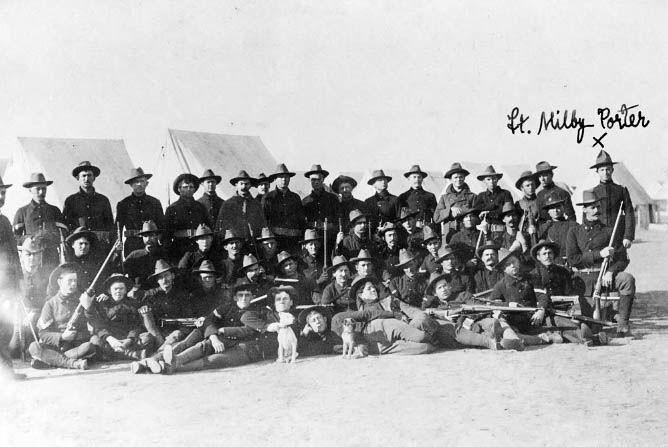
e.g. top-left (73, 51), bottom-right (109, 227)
top-left (1, 0), bottom-right (667, 196)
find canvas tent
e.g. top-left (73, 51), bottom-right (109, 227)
top-left (2, 137), bottom-right (134, 219)
top-left (153, 129), bottom-right (278, 205)
top-left (0, 158), bottom-right (8, 179)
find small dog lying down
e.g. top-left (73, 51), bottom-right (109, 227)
top-left (276, 312), bottom-right (298, 363)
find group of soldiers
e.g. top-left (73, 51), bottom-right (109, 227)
top-left (0, 149), bottom-right (638, 379)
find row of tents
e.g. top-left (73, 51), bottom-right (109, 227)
top-left (0, 128), bottom-right (660, 230)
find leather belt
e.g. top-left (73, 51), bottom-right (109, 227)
top-left (573, 267), bottom-right (602, 273)
top-left (271, 227), bottom-right (301, 237)
top-left (173, 229), bottom-right (196, 238)
top-left (123, 229), bottom-right (141, 237)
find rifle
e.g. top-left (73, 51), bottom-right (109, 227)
top-left (527, 208), bottom-right (538, 246)
top-left (333, 218), bottom-right (343, 256)
top-left (592, 202), bottom-right (624, 320)
top-left (117, 222), bottom-right (125, 273)
top-left (57, 225), bottom-right (67, 264)
top-left (461, 305), bottom-right (615, 327)
top-left (323, 218), bottom-right (328, 268)
top-left (247, 223), bottom-right (260, 258)
top-left (160, 318), bottom-right (197, 328)
top-left (65, 239), bottom-right (121, 331)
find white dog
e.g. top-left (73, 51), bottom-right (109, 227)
top-left (276, 312), bottom-right (298, 363)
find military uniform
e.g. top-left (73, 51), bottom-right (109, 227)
top-left (0, 211), bottom-right (21, 291)
top-left (198, 192), bottom-right (224, 225)
top-left (536, 183), bottom-right (575, 223)
top-left (364, 191), bottom-right (401, 232)
top-left (116, 193), bottom-right (165, 254)
top-left (473, 267), bottom-right (503, 293)
top-left (591, 181), bottom-right (635, 243)
top-left (321, 280), bottom-right (353, 312)
top-left (537, 218), bottom-right (578, 265)
top-left (472, 186), bottom-right (514, 226)
top-left (164, 197), bottom-right (210, 261)
top-left (124, 245), bottom-right (168, 289)
top-left (216, 193), bottom-right (267, 245)
top-left (262, 187), bottom-right (305, 252)
top-left (13, 200), bottom-right (64, 266)
top-left (433, 183), bottom-right (476, 242)
top-left (398, 187), bottom-right (437, 225)
top-left (62, 187), bottom-right (115, 240)
top-left (389, 273), bottom-right (428, 308)
top-left (449, 226), bottom-right (479, 265)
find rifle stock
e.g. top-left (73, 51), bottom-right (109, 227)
top-left (592, 201), bottom-right (624, 319)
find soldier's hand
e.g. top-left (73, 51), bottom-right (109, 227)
top-left (266, 322), bottom-right (281, 332)
top-left (210, 335), bottom-right (225, 353)
top-left (599, 246), bottom-right (615, 258)
top-left (301, 324), bottom-right (312, 336)
top-left (61, 329), bottom-right (77, 341)
top-left (96, 294), bottom-right (111, 303)
top-left (317, 270), bottom-right (330, 284)
top-left (451, 207), bottom-right (462, 218)
top-left (623, 239), bottom-right (632, 249)
top-left (120, 338), bottom-right (133, 349)
top-left (128, 285), bottom-right (140, 299)
top-left (527, 224), bottom-right (536, 235)
top-left (79, 291), bottom-right (94, 310)
top-left (194, 317), bottom-right (206, 328)
top-left (530, 309), bottom-right (545, 326)
top-left (106, 336), bottom-right (123, 351)
top-left (336, 231), bottom-right (345, 245)
top-left (476, 221), bottom-right (489, 234)
top-left (602, 271), bottom-right (614, 288)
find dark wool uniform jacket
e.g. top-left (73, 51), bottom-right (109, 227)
top-left (216, 193), bottom-right (267, 240)
top-left (536, 182), bottom-right (576, 223)
top-left (490, 273), bottom-right (550, 330)
top-left (37, 292), bottom-right (90, 347)
top-left (433, 184), bottom-right (476, 234)
top-left (538, 218), bottom-right (578, 264)
top-left (472, 186), bottom-right (514, 225)
top-left (422, 270), bottom-right (474, 310)
top-left (140, 286), bottom-right (193, 320)
top-left (0, 213), bottom-right (21, 290)
top-left (197, 192), bottom-right (224, 225)
top-left (449, 227), bottom-right (479, 264)
top-left (473, 267), bottom-right (503, 294)
top-left (85, 297), bottom-right (145, 340)
top-left (398, 187), bottom-right (437, 224)
top-left (566, 220), bottom-right (629, 274)
top-left (203, 301), bottom-right (266, 339)
top-left (364, 191), bottom-right (401, 230)
top-left (302, 189), bottom-right (339, 228)
top-left (262, 187), bottom-right (305, 237)
top-left (63, 187), bottom-right (114, 233)
top-left (321, 280), bottom-right (353, 312)
top-left (527, 263), bottom-right (572, 306)
top-left (116, 193), bottom-right (165, 233)
top-left (591, 180), bottom-right (635, 242)
top-left (13, 200), bottom-right (64, 249)
top-left (165, 197), bottom-right (211, 233)
top-left (389, 273), bottom-right (428, 308)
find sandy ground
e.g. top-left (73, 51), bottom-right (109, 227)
top-left (2, 229), bottom-right (667, 447)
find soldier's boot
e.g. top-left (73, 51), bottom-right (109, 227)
top-left (29, 343), bottom-right (88, 370)
top-left (616, 295), bottom-right (634, 337)
top-left (129, 359), bottom-right (148, 374)
top-left (64, 341), bottom-right (99, 361)
top-left (163, 342), bottom-right (207, 374)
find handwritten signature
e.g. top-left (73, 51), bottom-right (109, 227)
top-left (506, 104), bottom-right (650, 147)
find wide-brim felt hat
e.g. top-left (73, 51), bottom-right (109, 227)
top-left (270, 163), bottom-right (296, 180)
top-left (269, 284), bottom-right (298, 300)
top-left (348, 209), bottom-right (367, 225)
top-left (444, 162), bottom-right (470, 179)
top-left (300, 229), bottom-right (322, 244)
top-left (457, 206), bottom-right (479, 219)
top-left (22, 172), bottom-right (53, 188)
top-left (515, 170), bottom-right (538, 190)
top-left (426, 271), bottom-right (448, 295)
top-left (276, 250), bottom-right (298, 266)
top-left (348, 275), bottom-right (380, 301)
top-left (530, 240), bottom-right (560, 261)
top-left (495, 247), bottom-right (521, 271)
top-left (173, 173), bottom-right (200, 194)
top-left (499, 202), bottom-right (521, 219)
top-left (434, 244), bottom-right (456, 262)
top-left (199, 169), bottom-right (222, 184)
top-left (252, 173), bottom-right (271, 187)
top-left (192, 259), bottom-right (219, 274)
top-left (327, 255), bottom-right (350, 273)
top-left (331, 175), bottom-right (358, 192)
top-left (476, 241), bottom-right (500, 258)
top-left (304, 164), bottom-right (330, 178)
top-left (148, 259), bottom-right (177, 279)
top-left (395, 208), bottom-right (419, 223)
top-left (125, 167), bottom-right (153, 185)
top-left (351, 249), bottom-right (374, 263)
top-left (230, 281), bottom-right (258, 295)
top-left (394, 249), bottom-right (418, 267)
top-left (542, 196), bottom-right (565, 210)
top-left (367, 169), bottom-right (392, 185)
top-left (298, 305), bottom-right (333, 328)
top-left (0, 176), bottom-right (12, 189)
top-left (72, 161), bottom-right (101, 178)
top-left (102, 274), bottom-right (134, 293)
top-left (18, 236), bottom-right (44, 253)
top-left (421, 225), bottom-right (439, 244)
top-left (65, 226), bottom-right (98, 246)
top-left (230, 170), bottom-right (255, 186)
top-left (590, 150), bottom-right (618, 170)
top-left (476, 165), bottom-right (503, 181)
top-left (534, 161), bottom-right (558, 175)
top-left (256, 227), bottom-right (276, 241)
top-left (222, 230), bottom-right (244, 244)
top-left (575, 190), bottom-right (601, 206)
top-left (239, 254), bottom-right (260, 271)
top-left (403, 164), bottom-right (428, 178)
top-left (190, 224), bottom-right (214, 240)
top-left (378, 222), bottom-right (397, 235)
top-left (137, 220), bottom-right (163, 236)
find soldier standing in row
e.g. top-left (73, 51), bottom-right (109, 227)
top-left (63, 161), bottom-right (115, 249)
top-left (364, 169), bottom-right (401, 234)
top-left (302, 164), bottom-right (338, 254)
top-left (14, 172), bottom-right (65, 267)
top-left (116, 167), bottom-right (165, 255)
top-left (434, 162), bottom-right (476, 243)
top-left (253, 172), bottom-right (272, 204)
top-left (535, 161), bottom-right (576, 223)
top-left (473, 165), bottom-right (513, 238)
top-left (332, 175), bottom-right (368, 234)
top-left (216, 170), bottom-right (266, 247)
top-left (165, 173), bottom-right (210, 262)
top-left (398, 165), bottom-right (437, 229)
top-left (197, 169), bottom-right (225, 225)
top-left (262, 163), bottom-right (305, 253)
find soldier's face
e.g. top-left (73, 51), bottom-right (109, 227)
top-left (426, 240), bottom-right (440, 255)
top-left (245, 264), bottom-right (261, 281)
top-left (203, 179), bottom-right (217, 193)
top-left (358, 282), bottom-right (378, 302)
top-left (309, 174), bottom-right (324, 191)
top-left (408, 173), bottom-right (423, 188)
top-left (30, 186), bottom-right (47, 202)
top-left (21, 250), bottom-right (42, 272)
top-left (236, 180), bottom-right (251, 194)
top-left (402, 217), bottom-right (416, 232)
top-left (521, 180), bottom-right (536, 196)
top-left (0, 188), bottom-right (5, 207)
top-left (338, 182), bottom-right (354, 199)
top-left (273, 291), bottom-right (293, 312)
top-left (434, 279), bottom-right (451, 301)
top-left (384, 230), bottom-right (397, 247)
top-left (503, 257), bottom-right (520, 277)
top-left (584, 203), bottom-right (601, 221)
top-left (178, 181), bottom-right (196, 198)
top-left (305, 241), bottom-right (318, 256)
top-left (280, 259), bottom-right (298, 276)
top-left (225, 240), bottom-right (242, 257)
top-left (403, 262), bottom-right (417, 278)
top-left (142, 234), bottom-right (160, 247)
top-left (196, 236), bottom-right (212, 252)
top-left (257, 182), bottom-right (269, 195)
top-left (57, 272), bottom-right (78, 296)
top-left (78, 171), bottom-right (95, 188)
top-left (503, 213), bottom-right (518, 229)
top-left (441, 255), bottom-right (455, 272)
top-left (462, 214), bottom-right (477, 228)
top-left (356, 260), bottom-right (373, 277)
top-left (537, 247), bottom-right (555, 266)
top-left (307, 312), bottom-right (327, 333)
top-left (548, 205), bottom-right (564, 220)
top-left (451, 173), bottom-right (466, 189)
top-left (131, 177), bottom-right (148, 195)
top-left (353, 218), bottom-right (367, 236)
top-left (157, 271), bottom-right (174, 291)
top-left (234, 290), bottom-right (253, 309)
top-left (199, 273), bottom-right (216, 290)
top-left (481, 249), bottom-right (498, 268)
top-left (538, 171), bottom-right (553, 186)
top-left (275, 175), bottom-right (290, 189)
top-left (482, 176), bottom-right (498, 190)
top-left (72, 237), bottom-right (91, 257)
top-left (109, 282), bottom-right (128, 302)
top-left (373, 178), bottom-right (388, 192)
top-left (261, 239), bottom-right (277, 256)
top-left (333, 265), bottom-right (350, 283)
top-left (596, 166), bottom-right (614, 182)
